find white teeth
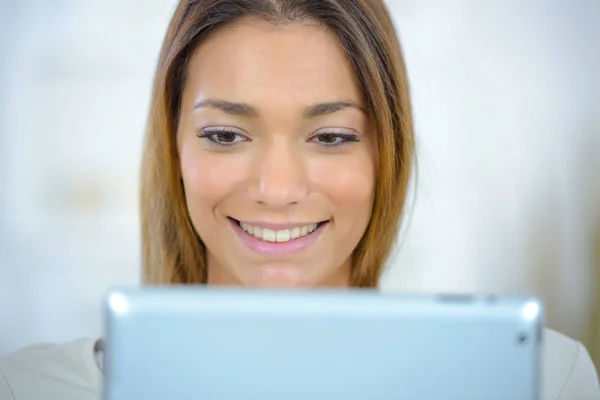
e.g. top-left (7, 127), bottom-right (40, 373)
top-left (238, 221), bottom-right (321, 243)
top-left (262, 228), bottom-right (276, 242)
top-left (291, 227), bottom-right (300, 239)
top-left (276, 230), bottom-right (291, 242)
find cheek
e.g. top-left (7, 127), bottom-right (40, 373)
top-left (312, 152), bottom-right (375, 219)
top-left (179, 144), bottom-right (243, 217)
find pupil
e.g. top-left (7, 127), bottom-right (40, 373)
top-left (218, 132), bottom-right (235, 142)
top-left (320, 134), bottom-right (336, 143)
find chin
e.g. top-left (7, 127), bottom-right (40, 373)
top-left (248, 280), bottom-right (308, 289)
top-left (240, 265), bottom-right (317, 288)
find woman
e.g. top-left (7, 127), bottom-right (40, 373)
top-left (0, 1), bottom-right (598, 399)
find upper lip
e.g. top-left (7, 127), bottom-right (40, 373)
top-left (230, 218), bottom-right (328, 231)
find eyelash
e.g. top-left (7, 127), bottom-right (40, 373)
top-left (196, 127), bottom-right (248, 147)
top-left (196, 127), bottom-right (360, 148)
top-left (309, 129), bottom-right (360, 147)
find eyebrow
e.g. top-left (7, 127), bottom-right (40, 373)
top-left (194, 99), bottom-right (258, 117)
top-left (193, 99), bottom-right (366, 118)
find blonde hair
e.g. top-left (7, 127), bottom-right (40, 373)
top-left (140, 0), bottom-right (415, 287)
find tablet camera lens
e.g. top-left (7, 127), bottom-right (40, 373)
top-left (517, 333), bottom-right (528, 344)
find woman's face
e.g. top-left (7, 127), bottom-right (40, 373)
top-left (177, 19), bottom-right (377, 287)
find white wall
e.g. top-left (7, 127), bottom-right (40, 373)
top-left (0, 0), bottom-right (598, 358)
top-left (381, 0), bottom-right (600, 348)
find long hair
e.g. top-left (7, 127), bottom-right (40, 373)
top-left (140, 0), bottom-right (415, 287)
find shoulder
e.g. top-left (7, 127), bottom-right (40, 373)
top-left (541, 328), bottom-right (600, 400)
top-left (0, 338), bottom-right (101, 400)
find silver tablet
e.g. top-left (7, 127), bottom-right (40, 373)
top-left (103, 287), bottom-right (542, 400)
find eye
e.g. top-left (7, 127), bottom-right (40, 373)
top-left (308, 129), bottom-right (360, 147)
top-left (197, 127), bottom-right (249, 146)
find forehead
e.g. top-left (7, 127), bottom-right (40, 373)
top-left (183, 18), bottom-right (364, 109)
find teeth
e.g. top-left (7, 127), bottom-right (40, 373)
top-left (291, 227), bottom-right (300, 239)
top-left (238, 221), bottom-right (321, 243)
top-left (262, 228), bottom-right (276, 242)
top-left (276, 230), bottom-right (290, 242)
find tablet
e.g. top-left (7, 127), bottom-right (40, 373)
top-left (103, 287), bottom-right (542, 400)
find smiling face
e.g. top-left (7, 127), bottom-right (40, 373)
top-left (177, 18), bottom-right (377, 288)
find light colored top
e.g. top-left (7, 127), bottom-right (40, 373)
top-left (0, 328), bottom-right (598, 400)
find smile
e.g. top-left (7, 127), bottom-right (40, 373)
top-left (237, 221), bottom-right (321, 243)
top-left (229, 217), bottom-right (329, 256)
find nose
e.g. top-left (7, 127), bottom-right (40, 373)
top-left (248, 140), bottom-right (309, 208)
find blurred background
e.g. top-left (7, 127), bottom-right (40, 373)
top-left (0, 0), bottom-right (598, 369)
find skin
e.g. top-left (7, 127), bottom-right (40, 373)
top-left (177, 18), bottom-right (377, 288)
